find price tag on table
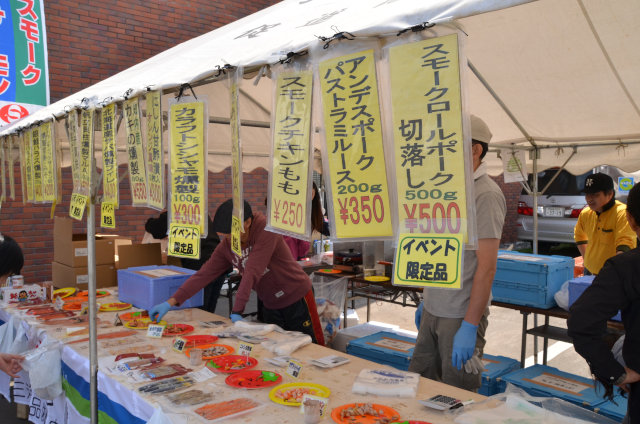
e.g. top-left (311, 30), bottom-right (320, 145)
top-left (191, 366), bottom-right (217, 382)
top-left (146, 323), bottom-right (166, 338)
top-left (286, 359), bottom-right (303, 379)
top-left (172, 337), bottom-right (188, 353)
top-left (238, 342), bottom-right (253, 357)
top-left (113, 314), bottom-right (123, 327)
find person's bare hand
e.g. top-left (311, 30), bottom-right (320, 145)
top-left (0, 353), bottom-right (24, 378)
top-left (617, 367), bottom-right (640, 393)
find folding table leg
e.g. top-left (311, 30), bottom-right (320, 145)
top-left (520, 311), bottom-right (528, 367)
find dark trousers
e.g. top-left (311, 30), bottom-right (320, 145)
top-left (198, 274), bottom-right (228, 314)
top-left (261, 290), bottom-right (325, 345)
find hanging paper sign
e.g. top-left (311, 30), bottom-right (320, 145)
top-left (231, 215), bottom-right (242, 257)
top-left (124, 97), bottom-right (149, 206)
top-left (69, 193), bottom-right (88, 221)
top-left (319, 50), bottom-right (393, 239)
top-left (169, 98), bottom-right (208, 238)
top-left (268, 70), bottom-right (313, 237)
top-left (79, 109), bottom-right (94, 195)
top-left (101, 202), bottom-right (116, 228)
top-left (168, 222), bottom-right (201, 259)
top-left (618, 176), bottom-right (634, 195)
top-left (230, 70), bottom-right (244, 224)
top-left (8, 135), bottom-right (15, 200)
top-left (23, 130), bottom-right (34, 202)
top-left (39, 121), bottom-right (56, 202)
top-left (67, 110), bottom-right (80, 191)
top-left (17, 134), bottom-right (26, 202)
top-left (394, 233), bottom-right (463, 289)
top-left (502, 150), bottom-right (526, 183)
top-left (101, 103), bottom-right (119, 206)
top-left (388, 33), bottom-right (469, 242)
top-left (146, 90), bottom-right (164, 209)
top-left (31, 126), bottom-right (43, 201)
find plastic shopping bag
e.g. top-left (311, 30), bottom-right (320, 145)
top-left (554, 281), bottom-right (570, 311)
top-left (20, 341), bottom-right (63, 400)
top-left (0, 316), bottom-right (15, 353)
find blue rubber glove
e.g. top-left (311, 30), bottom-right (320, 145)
top-left (415, 302), bottom-right (424, 330)
top-left (452, 320), bottom-right (478, 370)
top-left (149, 301), bottom-right (171, 323)
top-left (230, 313), bottom-right (242, 323)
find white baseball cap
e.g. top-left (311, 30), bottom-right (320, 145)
top-left (471, 115), bottom-right (492, 143)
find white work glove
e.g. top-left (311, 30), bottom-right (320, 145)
top-left (462, 349), bottom-right (484, 375)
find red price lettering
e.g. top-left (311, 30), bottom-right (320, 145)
top-left (172, 203), bottom-right (201, 225)
top-left (149, 182), bottom-right (163, 204)
top-left (132, 182), bottom-right (147, 201)
top-left (274, 200), bottom-right (303, 228)
top-left (337, 195), bottom-right (385, 226)
top-left (403, 202), bottom-right (461, 233)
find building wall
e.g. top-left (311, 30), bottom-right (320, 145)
top-left (44, 0), bottom-right (281, 102)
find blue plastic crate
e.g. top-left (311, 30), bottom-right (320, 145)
top-left (479, 354), bottom-right (521, 396)
top-left (346, 331), bottom-right (416, 371)
top-left (492, 251), bottom-right (574, 308)
top-left (117, 265), bottom-right (202, 310)
top-left (568, 275), bottom-right (621, 321)
top-left (501, 364), bottom-right (606, 410)
top-left (595, 394), bottom-right (627, 422)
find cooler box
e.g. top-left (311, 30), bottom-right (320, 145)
top-left (568, 275), bottom-right (622, 321)
top-left (595, 394), bottom-right (627, 422)
top-left (117, 265), bottom-right (202, 310)
top-left (501, 364), bottom-right (606, 410)
top-left (479, 354), bottom-right (520, 396)
top-left (492, 251), bottom-right (574, 308)
top-left (346, 331), bottom-right (416, 371)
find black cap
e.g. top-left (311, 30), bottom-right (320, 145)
top-left (583, 173), bottom-right (614, 194)
top-left (145, 211), bottom-right (168, 239)
top-left (212, 199), bottom-right (253, 233)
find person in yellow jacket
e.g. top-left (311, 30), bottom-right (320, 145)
top-left (574, 172), bottom-right (637, 275)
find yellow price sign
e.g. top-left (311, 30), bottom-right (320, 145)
top-left (168, 223), bottom-right (201, 259)
top-left (101, 202), bottom-right (116, 228)
top-left (231, 215), bottom-right (242, 257)
top-left (69, 193), bottom-right (88, 221)
top-left (393, 233), bottom-right (463, 289)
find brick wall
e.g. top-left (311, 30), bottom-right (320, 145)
top-left (0, 164), bottom-right (268, 283)
top-left (44, 0), bottom-right (281, 102)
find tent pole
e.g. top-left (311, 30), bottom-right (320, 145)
top-left (87, 199), bottom-right (98, 423)
top-left (532, 149), bottom-right (539, 255)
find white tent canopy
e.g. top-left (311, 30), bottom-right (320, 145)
top-left (2, 0), bottom-right (640, 176)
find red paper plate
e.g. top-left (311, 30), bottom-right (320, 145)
top-left (225, 370), bottom-right (282, 389)
top-left (77, 290), bottom-right (110, 298)
top-left (182, 334), bottom-right (219, 346)
top-left (119, 311), bottom-right (149, 321)
top-left (206, 355), bottom-right (258, 373)
top-left (185, 343), bottom-right (234, 359)
top-left (162, 323), bottom-right (194, 337)
top-left (331, 403), bottom-right (400, 424)
top-left (62, 302), bottom-right (83, 311)
top-left (319, 268), bottom-right (342, 274)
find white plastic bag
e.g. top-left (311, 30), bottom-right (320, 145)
top-left (8, 320), bottom-right (29, 355)
top-left (262, 332), bottom-right (311, 356)
top-left (554, 280), bottom-right (570, 311)
top-left (0, 316), bottom-right (15, 353)
top-left (20, 341), bottom-right (63, 400)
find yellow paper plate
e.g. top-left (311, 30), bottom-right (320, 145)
top-left (268, 382), bottom-right (330, 406)
top-left (364, 276), bottom-right (390, 282)
top-left (99, 302), bottom-right (132, 312)
top-left (53, 287), bottom-right (76, 299)
top-left (124, 318), bottom-right (166, 330)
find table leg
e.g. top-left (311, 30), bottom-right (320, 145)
top-left (343, 281), bottom-right (350, 329)
top-left (520, 311), bottom-right (528, 367)
top-left (533, 313), bottom-right (538, 365)
top-left (366, 298), bottom-right (370, 322)
top-left (543, 315), bottom-right (549, 365)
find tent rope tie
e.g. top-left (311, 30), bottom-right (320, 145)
top-left (616, 140), bottom-right (627, 156)
top-left (100, 97), bottom-right (113, 108)
top-left (80, 97), bottom-right (91, 110)
top-left (214, 64), bottom-right (234, 78)
top-left (397, 21), bottom-right (435, 36)
top-left (554, 146), bottom-right (564, 157)
top-left (122, 89), bottom-right (133, 101)
top-left (176, 83), bottom-right (198, 100)
top-left (318, 28), bottom-right (356, 49)
top-left (279, 51), bottom-right (307, 65)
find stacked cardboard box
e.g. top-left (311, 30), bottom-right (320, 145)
top-left (51, 216), bottom-right (129, 289)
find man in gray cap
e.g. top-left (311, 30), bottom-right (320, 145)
top-left (574, 172), bottom-right (636, 275)
top-left (409, 115), bottom-right (506, 391)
